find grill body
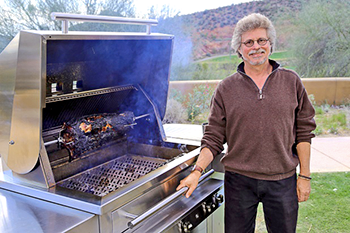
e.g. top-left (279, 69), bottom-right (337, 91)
top-left (0, 28), bottom-right (224, 232)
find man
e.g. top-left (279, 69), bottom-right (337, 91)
top-left (176, 13), bottom-right (316, 233)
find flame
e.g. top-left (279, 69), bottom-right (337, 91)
top-left (79, 122), bottom-right (92, 133)
top-left (102, 122), bottom-right (113, 132)
top-left (86, 115), bottom-right (103, 122)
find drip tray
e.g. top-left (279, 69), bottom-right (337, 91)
top-left (57, 155), bottom-right (167, 197)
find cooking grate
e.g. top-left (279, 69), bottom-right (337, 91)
top-left (57, 155), bottom-right (167, 197)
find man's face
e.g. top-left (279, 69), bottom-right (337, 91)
top-left (238, 28), bottom-right (271, 66)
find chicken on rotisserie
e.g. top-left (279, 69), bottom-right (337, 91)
top-left (61, 111), bottom-right (135, 160)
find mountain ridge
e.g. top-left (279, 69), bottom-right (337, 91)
top-left (166, 0), bottom-right (303, 59)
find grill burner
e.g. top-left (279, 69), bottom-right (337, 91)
top-left (57, 155), bottom-right (167, 197)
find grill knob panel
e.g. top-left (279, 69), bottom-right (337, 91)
top-left (177, 191), bottom-right (224, 232)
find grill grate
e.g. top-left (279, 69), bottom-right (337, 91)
top-left (57, 155), bottom-right (167, 197)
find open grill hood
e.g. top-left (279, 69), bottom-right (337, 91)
top-left (0, 30), bottom-right (174, 175)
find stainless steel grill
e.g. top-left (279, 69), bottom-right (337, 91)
top-left (58, 155), bottom-right (167, 196)
top-left (0, 13), bottom-right (224, 233)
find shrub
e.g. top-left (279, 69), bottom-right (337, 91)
top-left (166, 84), bottom-right (215, 123)
top-left (162, 98), bottom-right (187, 124)
top-left (186, 84), bottom-right (215, 122)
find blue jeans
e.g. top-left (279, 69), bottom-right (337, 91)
top-left (224, 171), bottom-right (298, 233)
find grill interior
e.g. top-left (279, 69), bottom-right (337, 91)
top-left (57, 155), bottom-right (167, 197)
top-left (40, 37), bottom-right (179, 197)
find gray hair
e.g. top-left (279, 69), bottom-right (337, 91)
top-left (231, 13), bottom-right (276, 58)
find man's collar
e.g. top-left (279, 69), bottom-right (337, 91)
top-left (237, 59), bottom-right (280, 74)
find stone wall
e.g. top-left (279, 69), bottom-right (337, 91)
top-left (169, 78), bottom-right (350, 105)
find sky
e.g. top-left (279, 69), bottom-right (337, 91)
top-left (0, 0), bottom-right (253, 17)
top-left (133, 0), bottom-right (253, 17)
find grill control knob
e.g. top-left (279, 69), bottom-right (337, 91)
top-left (178, 222), bottom-right (183, 233)
top-left (183, 221), bottom-right (193, 232)
top-left (216, 194), bottom-right (224, 203)
top-left (206, 205), bottom-right (212, 213)
top-left (201, 202), bottom-right (207, 215)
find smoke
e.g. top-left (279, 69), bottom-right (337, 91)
top-left (155, 16), bottom-right (194, 74)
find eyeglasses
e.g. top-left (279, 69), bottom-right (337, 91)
top-left (241, 38), bottom-right (270, 47)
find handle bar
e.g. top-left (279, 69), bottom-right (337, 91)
top-left (127, 169), bottom-right (215, 229)
top-left (51, 12), bottom-right (158, 34)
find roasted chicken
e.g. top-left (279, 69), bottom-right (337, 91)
top-left (61, 111), bottom-right (135, 160)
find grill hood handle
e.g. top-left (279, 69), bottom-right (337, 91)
top-left (51, 12), bottom-right (158, 34)
top-left (127, 169), bottom-right (215, 229)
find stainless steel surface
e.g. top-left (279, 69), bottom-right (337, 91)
top-left (0, 34), bottom-right (19, 168)
top-left (138, 85), bottom-right (167, 141)
top-left (164, 124), bottom-right (226, 173)
top-left (0, 187), bottom-right (98, 233)
top-left (58, 155), bottom-right (167, 197)
top-left (39, 138), bottom-right (56, 187)
top-left (128, 169), bottom-right (215, 229)
top-left (0, 30), bottom-right (174, 178)
top-left (51, 12), bottom-right (158, 34)
top-left (163, 124), bottom-right (203, 146)
top-left (115, 176), bottom-right (224, 232)
top-left (0, 146), bottom-right (201, 214)
top-left (45, 85), bottom-right (137, 103)
top-left (7, 31), bottom-right (44, 174)
top-left (62, 20), bottom-right (69, 34)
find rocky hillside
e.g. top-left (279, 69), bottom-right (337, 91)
top-left (170, 0), bottom-right (303, 59)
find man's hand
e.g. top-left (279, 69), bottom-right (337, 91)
top-left (296, 142), bottom-right (312, 202)
top-left (297, 178), bottom-right (311, 202)
top-left (176, 171), bottom-right (201, 198)
top-left (177, 147), bottom-right (214, 198)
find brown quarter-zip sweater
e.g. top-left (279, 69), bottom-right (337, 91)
top-left (201, 60), bottom-right (316, 180)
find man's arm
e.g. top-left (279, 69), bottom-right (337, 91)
top-left (296, 142), bottom-right (312, 202)
top-left (176, 148), bottom-right (214, 198)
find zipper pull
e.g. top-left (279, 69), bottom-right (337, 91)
top-left (259, 89), bottom-right (263, 100)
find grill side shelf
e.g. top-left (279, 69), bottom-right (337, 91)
top-left (46, 85), bottom-right (137, 103)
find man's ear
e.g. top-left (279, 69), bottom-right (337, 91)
top-left (237, 48), bottom-right (242, 59)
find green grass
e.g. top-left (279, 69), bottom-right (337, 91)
top-left (313, 105), bottom-right (349, 136)
top-left (255, 172), bottom-right (350, 233)
top-left (200, 51), bottom-right (292, 64)
top-left (269, 51), bottom-right (293, 60)
top-left (171, 51), bottom-right (295, 81)
top-left (197, 51), bottom-right (296, 71)
top-left (203, 55), bottom-right (241, 63)
top-left (297, 172), bottom-right (350, 232)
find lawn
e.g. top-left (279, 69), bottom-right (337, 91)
top-left (255, 172), bottom-right (350, 233)
top-left (198, 51), bottom-right (296, 71)
top-left (203, 51), bottom-right (292, 63)
top-left (172, 51), bottom-right (295, 81)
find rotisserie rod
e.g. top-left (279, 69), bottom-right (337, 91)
top-left (44, 112), bottom-right (149, 160)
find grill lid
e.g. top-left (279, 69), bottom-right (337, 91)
top-left (1, 28), bottom-right (174, 174)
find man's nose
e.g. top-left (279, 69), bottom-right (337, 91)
top-left (251, 40), bottom-right (261, 49)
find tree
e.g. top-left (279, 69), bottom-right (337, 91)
top-left (0, 0), bottom-right (137, 51)
top-left (290, 0), bottom-right (350, 77)
top-left (71, 0), bottom-right (142, 32)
